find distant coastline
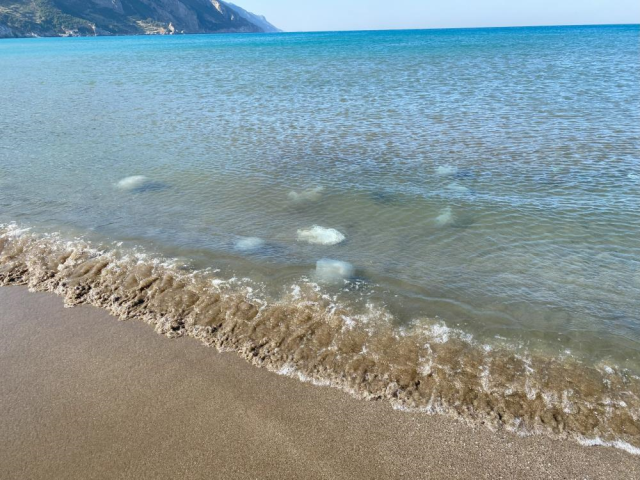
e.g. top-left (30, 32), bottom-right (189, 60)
top-left (0, 0), bottom-right (280, 39)
top-left (3, 17), bottom-right (638, 40)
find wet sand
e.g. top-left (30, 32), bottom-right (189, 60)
top-left (0, 286), bottom-right (638, 479)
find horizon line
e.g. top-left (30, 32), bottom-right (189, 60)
top-left (274, 22), bottom-right (639, 34)
top-left (1, 22), bottom-right (637, 41)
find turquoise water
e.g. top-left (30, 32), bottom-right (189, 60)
top-left (1, 26), bottom-right (639, 363)
top-left (1, 27), bottom-right (640, 443)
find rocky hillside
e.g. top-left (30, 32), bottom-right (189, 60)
top-left (225, 2), bottom-right (279, 33)
top-left (0, 0), bottom-right (280, 38)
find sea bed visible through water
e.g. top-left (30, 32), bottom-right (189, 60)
top-left (1, 25), bottom-right (639, 452)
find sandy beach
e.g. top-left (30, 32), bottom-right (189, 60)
top-left (0, 286), bottom-right (637, 479)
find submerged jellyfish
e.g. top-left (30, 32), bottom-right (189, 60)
top-left (115, 176), bottom-right (150, 191)
top-left (234, 237), bottom-right (265, 252)
top-left (288, 186), bottom-right (324, 204)
top-left (297, 226), bottom-right (346, 245)
top-left (315, 259), bottom-right (355, 283)
top-left (115, 176), bottom-right (167, 193)
top-left (435, 207), bottom-right (454, 226)
top-left (436, 165), bottom-right (459, 176)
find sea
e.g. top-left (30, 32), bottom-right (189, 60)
top-left (1, 25), bottom-right (639, 451)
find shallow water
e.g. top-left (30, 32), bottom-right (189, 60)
top-left (1, 25), bottom-right (639, 448)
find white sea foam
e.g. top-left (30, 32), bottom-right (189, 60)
top-left (0, 223), bottom-right (31, 237)
top-left (297, 226), bottom-right (345, 245)
top-left (115, 175), bottom-right (150, 191)
top-left (315, 259), bottom-right (355, 283)
top-left (3, 224), bottom-right (639, 455)
top-left (435, 207), bottom-right (454, 226)
top-left (234, 237), bottom-right (265, 252)
top-left (422, 321), bottom-right (474, 345)
top-left (341, 315), bottom-right (357, 330)
top-left (425, 322), bottom-right (452, 343)
top-left (577, 437), bottom-right (640, 456)
top-left (436, 165), bottom-right (458, 176)
top-left (275, 363), bottom-right (332, 388)
top-left (288, 186), bottom-right (324, 203)
top-left (628, 173), bottom-right (640, 180)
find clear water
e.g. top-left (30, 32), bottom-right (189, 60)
top-left (1, 25), bottom-right (639, 370)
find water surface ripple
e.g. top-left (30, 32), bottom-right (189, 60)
top-left (1, 25), bottom-right (639, 450)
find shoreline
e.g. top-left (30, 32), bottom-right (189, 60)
top-left (1, 286), bottom-right (638, 479)
top-left (1, 226), bottom-right (639, 452)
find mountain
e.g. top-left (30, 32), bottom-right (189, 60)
top-left (0, 0), bottom-right (280, 38)
top-left (224, 2), bottom-right (280, 33)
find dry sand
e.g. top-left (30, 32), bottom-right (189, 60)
top-left (0, 286), bottom-right (638, 479)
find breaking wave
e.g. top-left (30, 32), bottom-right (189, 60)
top-left (1, 224), bottom-right (638, 453)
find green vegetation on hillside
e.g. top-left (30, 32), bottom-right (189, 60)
top-left (0, 0), bottom-right (278, 38)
